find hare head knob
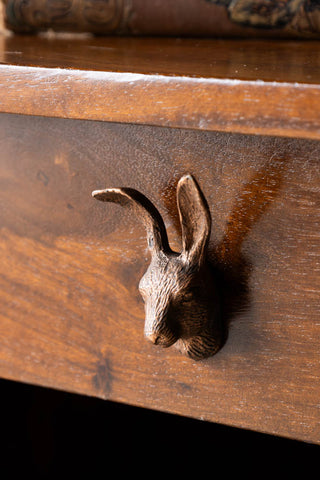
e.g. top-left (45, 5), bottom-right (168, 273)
top-left (92, 174), bottom-right (222, 360)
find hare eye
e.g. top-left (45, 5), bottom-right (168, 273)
top-left (181, 291), bottom-right (194, 303)
top-left (180, 285), bottom-right (202, 303)
top-left (184, 291), bottom-right (193, 299)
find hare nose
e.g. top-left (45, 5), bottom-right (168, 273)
top-left (146, 332), bottom-right (160, 345)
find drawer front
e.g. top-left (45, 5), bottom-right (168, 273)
top-left (0, 113), bottom-right (319, 444)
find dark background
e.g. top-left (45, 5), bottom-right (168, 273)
top-left (2, 377), bottom-right (319, 478)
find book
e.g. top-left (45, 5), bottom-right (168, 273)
top-left (2, 0), bottom-right (320, 38)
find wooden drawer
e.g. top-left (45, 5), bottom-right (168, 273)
top-left (1, 112), bottom-right (319, 444)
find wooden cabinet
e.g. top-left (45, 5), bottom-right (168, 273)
top-left (0, 35), bottom-right (319, 445)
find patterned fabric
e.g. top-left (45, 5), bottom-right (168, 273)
top-left (207, 0), bottom-right (320, 32)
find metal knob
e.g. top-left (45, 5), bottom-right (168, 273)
top-left (92, 174), bottom-right (222, 360)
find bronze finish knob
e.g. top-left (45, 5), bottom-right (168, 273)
top-left (92, 175), bottom-right (222, 360)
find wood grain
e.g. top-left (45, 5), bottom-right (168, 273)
top-left (1, 36), bottom-right (320, 140)
top-left (2, 35), bottom-right (320, 84)
top-left (0, 113), bottom-right (319, 444)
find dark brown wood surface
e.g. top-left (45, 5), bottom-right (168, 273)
top-left (2, 35), bottom-right (320, 83)
top-left (0, 113), bottom-right (319, 444)
top-left (1, 35), bottom-right (320, 140)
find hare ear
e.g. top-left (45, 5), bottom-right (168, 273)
top-left (92, 187), bottom-right (171, 256)
top-left (177, 175), bottom-right (211, 265)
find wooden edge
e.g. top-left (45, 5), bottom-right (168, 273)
top-left (1, 64), bottom-right (320, 139)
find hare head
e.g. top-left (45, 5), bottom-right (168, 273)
top-left (92, 174), bottom-right (222, 360)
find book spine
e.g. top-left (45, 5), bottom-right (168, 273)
top-left (2, 0), bottom-right (320, 38)
top-left (2, 0), bottom-right (131, 34)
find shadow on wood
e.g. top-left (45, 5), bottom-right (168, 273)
top-left (211, 158), bottom-right (286, 343)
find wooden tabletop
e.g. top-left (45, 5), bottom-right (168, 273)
top-left (1, 35), bottom-right (320, 83)
top-left (1, 35), bottom-right (320, 139)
